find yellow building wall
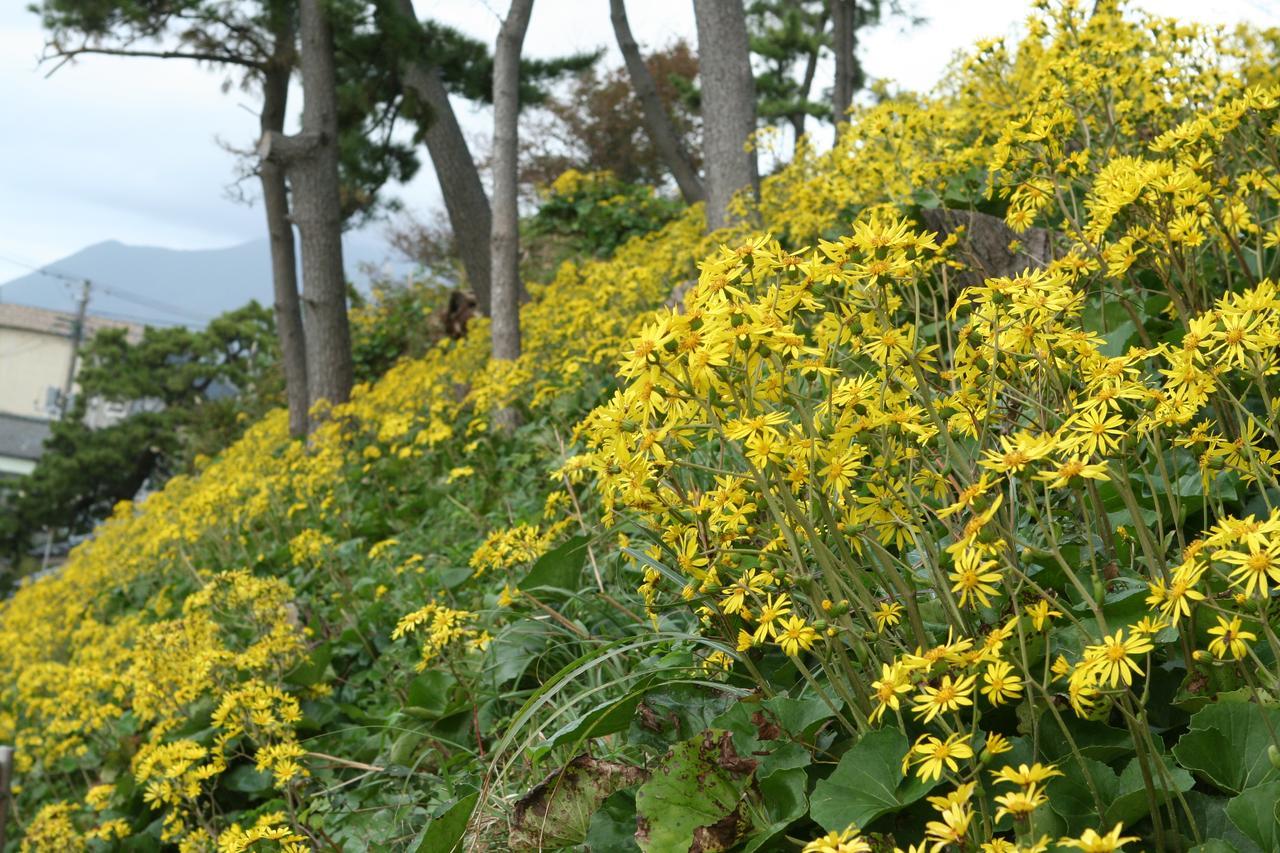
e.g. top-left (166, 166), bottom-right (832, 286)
top-left (0, 326), bottom-right (74, 419)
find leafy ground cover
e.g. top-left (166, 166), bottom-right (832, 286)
top-left (6, 3), bottom-right (1280, 851)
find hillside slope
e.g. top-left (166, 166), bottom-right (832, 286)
top-left (5, 5), bottom-right (1280, 852)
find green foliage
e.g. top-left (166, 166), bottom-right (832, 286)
top-left (747, 0), bottom-right (833, 131)
top-left (349, 278), bottom-right (455, 382)
top-left (808, 728), bottom-right (936, 832)
top-left (1174, 699), bottom-right (1280, 795)
top-left (527, 170), bottom-right (684, 261)
top-left (635, 730), bottom-right (756, 853)
top-left (1225, 781), bottom-right (1280, 851)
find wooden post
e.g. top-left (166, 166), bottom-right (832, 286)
top-left (0, 744), bottom-right (13, 850)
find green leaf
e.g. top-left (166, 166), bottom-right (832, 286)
top-left (808, 728), bottom-right (936, 832)
top-left (742, 767), bottom-right (808, 853)
top-left (1039, 712), bottom-right (1134, 763)
top-left (586, 790), bottom-right (641, 852)
top-left (628, 683), bottom-right (738, 750)
top-left (1183, 791), bottom-right (1259, 853)
top-left (1174, 702), bottom-right (1280, 794)
top-left (407, 670), bottom-right (456, 717)
top-left (521, 535), bottom-right (589, 591)
top-left (1046, 757), bottom-right (1120, 830)
top-left (284, 642), bottom-right (332, 687)
top-left (1192, 842), bottom-right (1242, 853)
top-left (414, 791), bottom-right (478, 853)
top-left (388, 730), bottom-right (424, 767)
top-left (510, 757), bottom-right (648, 850)
top-left (1226, 781), bottom-right (1280, 853)
top-left (711, 701), bottom-right (767, 755)
top-left (758, 741), bottom-right (811, 778)
top-left (1107, 754), bottom-right (1194, 827)
top-left (538, 690), bottom-right (646, 759)
top-left (221, 763), bottom-right (273, 794)
top-left (635, 730), bottom-right (756, 853)
top-left (758, 765), bottom-right (807, 824)
top-left (760, 694), bottom-right (837, 736)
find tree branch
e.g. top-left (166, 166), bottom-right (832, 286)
top-left (41, 43), bottom-right (263, 77)
top-left (258, 130), bottom-right (324, 165)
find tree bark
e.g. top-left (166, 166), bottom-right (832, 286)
top-left (610, 0), bottom-right (705, 205)
top-left (830, 0), bottom-right (860, 132)
top-left (283, 0), bottom-right (353, 413)
top-left (388, 0), bottom-right (494, 316)
top-left (259, 19), bottom-right (309, 439)
top-left (490, 0), bottom-right (533, 371)
top-left (692, 0), bottom-right (758, 232)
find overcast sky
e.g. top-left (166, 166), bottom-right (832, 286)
top-left (1, 0), bottom-right (1277, 282)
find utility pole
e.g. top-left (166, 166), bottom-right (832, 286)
top-left (42, 279), bottom-right (90, 571)
top-left (60, 279), bottom-right (91, 417)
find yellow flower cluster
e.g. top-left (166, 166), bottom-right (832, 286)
top-left (392, 601), bottom-right (490, 671)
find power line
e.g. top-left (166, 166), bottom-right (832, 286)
top-left (94, 283), bottom-right (211, 323)
top-left (87, 308), bottom-right (188, 328)
top-left (0, 251), bottom-right (211, 324)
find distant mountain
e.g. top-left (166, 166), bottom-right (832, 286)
top-left (0, 236), bottom-right (415, 328)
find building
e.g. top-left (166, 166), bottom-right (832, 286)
top-left (0, 304), bottom-right (143, 477)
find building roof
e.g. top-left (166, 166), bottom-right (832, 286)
top-left (0, 412), bottom-right (52, 462)
top-left (0, 303), bottom-right (144, 342)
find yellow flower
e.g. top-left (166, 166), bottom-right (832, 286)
top-left (1058, 824), bottom-right (1139, 853)
top-left (927, 781), bottom-right (975, 812)
top-left (937, 475), bottom-right (996, 518)
top-left (905, 733), bottom-right (974, 782)
top-left (775, 616), bottom-right (819, 656)
top-left (819, 447), bottom-right (864, 493)
top-left (924, 801), bottom-right (972, 848)
top-left (1064, 409), bottom-right (1126, 457)
top-left (752, 593), bottom-right (793, 643)
top-left (912, 673), bottom-right (977, 723)
top-left (1025, 599), bottom-right (1063, 631)
top-left (1147, 559), bottom-right (1206, 620)
top-left (802, 826), bottom-right (870, 853)
top-left (983, 732), bottom-right (1012, 757)
top-left (992, 762), bottom-right (1064, 786)
top-left (1217, 540), bottom-right (1280, 598)
top-left (1081, 629), bottom-right (1153, 688)
top-left (981, 660), bottom-right (1024, 705)
top-left (1034, 456), bottom-right (1110, 488)
top-left (994, 783), bottom-right (1047, 822)
top-left (980, 432), bottom-right (1055, 474)
top-left (874, 601), bottom-right (904, 631)
top-left (870, 663), bottom-right (913, 723)
top-left (1207, 615), bottom-right (1256, 660)
top-left (720, 568), bottom-right (774, 615)
top-left (949, 547), bottom-right (1003, 609)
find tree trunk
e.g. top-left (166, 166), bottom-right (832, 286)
top-left (287, 0), bottom-right (353, 412)
top-left (830, 0), bottom-right (860, 133)
top-left (490, 0), bottom-right (533, 369)
top-left (389, 0), bottom-right (494, 316)
top-left (259, 21), bottom-right (309, 439)
top-left (692, 0), bottom-right (758, 232)
top-left (610, 0), bottom-right (705, 205)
